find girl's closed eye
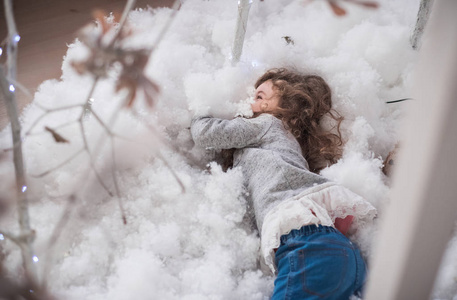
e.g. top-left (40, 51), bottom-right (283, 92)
top-left (251, 80), bottom-right (280, 113)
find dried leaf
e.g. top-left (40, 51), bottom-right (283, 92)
top-left (72, 10), bottom-right (160, 109)
top-left (112, 12), bottom-right (122, 24)
top-left (282, 36), bottom-right (295, 45)
top-left (346, 0), bottom-right (379, 9)
top-left (328, 1), bottom-right (347, 16)
top-left (93, 10), bottom-right (111, 33)
top-left (45, 126), bottom-right (70, 144)
top-left (70, 61), bottom-right (86, 75)
top-left (92, 9), bottom-right (106, 21)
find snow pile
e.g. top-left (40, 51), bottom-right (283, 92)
top-left (4, 0), bottom-right (455, 299)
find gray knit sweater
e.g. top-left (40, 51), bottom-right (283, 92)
top-left (191, 114), bottom-right (329, 232)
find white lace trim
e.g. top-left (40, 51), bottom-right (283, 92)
top-left (261, 182), bottom-right (377, 274)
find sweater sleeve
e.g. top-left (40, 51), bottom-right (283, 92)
top-left (190, 114), bottom-right (273, 150)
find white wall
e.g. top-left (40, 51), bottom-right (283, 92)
top-left (365, 1), bottom-right (457, 299)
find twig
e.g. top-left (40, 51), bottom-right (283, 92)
top-left (1, 0), bottom-right (36, 278)
top-left (0, 229), bottom-right (22, 247)
top-left (75, 78), bottom-right (115, 197)
top-left (2, 118), bottom-right (78, 152)
top-left (134, 110), bottom-right (203, 168)
top-left (154, 149), bottom-right (186, 193)
top-left (84, 104), bottom-right (128, 224)
top-left (41, 195), bottom-right (76, 289)
top-left (73, 0), bottom-right (184, 208)
top-left (386, 98), bottom-right (413, 104)
top-left (34, 102), bottom-right (84, 112)
top-left (79, 121), bottom-right (114, 197)
top-left (81, 100), bottom-right (127, 221)
top-left (4, 75), bottom-right (32, 98)
top-left (109, 0), bottom-right (137, 47)
top-left (30, 148), bottom-right (85, 177)
top-left (25, 104), bottom-right (84, 136)
top-left (150, 0), bottom-right (181, 54)
top-left (130, 111), bottom-right (194, 192)
top-left (28, 119), bottom-right (79, 137)
top-left (29, 78), bottom-right (114, 199)
top-left (87, 107), bottom-right (115, 135)
top-left (109, 136), bottom-right (127, 224)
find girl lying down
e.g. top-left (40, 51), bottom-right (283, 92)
top-left (191, 68), bottom-right (376, 299)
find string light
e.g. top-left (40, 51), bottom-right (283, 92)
top-left (0, 47), bottom-right (3, 56)
top-left (22, 185), bottom-right (27, 193)
top-left (13, 34), bottom-right (21, 43)
top-left (9, 84), bottom-right (15, 92)
top-left (32, 255), bottom-right (39, 263)
top-left (0, 234), bottom-right (4, 241)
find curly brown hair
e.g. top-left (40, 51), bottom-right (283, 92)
top-left (222, 68), bottom-right (344, 173)
top-left (257, 68), bottom-right (344, 172)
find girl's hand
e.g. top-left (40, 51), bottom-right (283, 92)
top-left (334, 215), bottom-right (354, 236)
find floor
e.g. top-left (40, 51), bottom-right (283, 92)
top-left (0, 0), bottom-right (174, 129)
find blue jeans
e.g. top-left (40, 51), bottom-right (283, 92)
top-left (271, 225), bottom-right (367, 300)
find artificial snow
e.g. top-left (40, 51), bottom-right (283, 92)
top-left (2, 0), bottom-right (455, 299)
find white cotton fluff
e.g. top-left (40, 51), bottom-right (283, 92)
top-left (432, 233), bottom-right (457, 300)
top-left (3, 0), bottom-right (455, 299)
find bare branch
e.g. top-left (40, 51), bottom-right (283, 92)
top-left (2, 119), bottom-right (78, 152)
top-left (87, 107), bottom-right (137, 142)
top-left (0, 229), bottom-right (22, 247)
top-left (109, 136), bottom-right (127, 224)
top-left (149, 0), bottom-right (181, 61)
top-left (0, 228), bottom-right (36, 258)
top-left (129, 113), bottom-right (188, 192)
top-left (134, 110), bottom-right (203, 169)
top-left (4, 75), bottom-right (33, 98)
top-left (1, 0), bottom-right (36, 277)
top-left (41, 195), bottom-right (76, 289)
top-left (52, 118), bottom-right (80, 132)
top-left (78, 115), bottom-right (114, 197)
top-left (155, 150), bottom-right (186, 193)
top-left (87, 107), bottom-right (115, 135)
top-left (109, 0), bottom-right (137, 47)
top-left (25, 104), bottom-right (84, 136)
top-left (0, 1), bottom-right (183, 288)
top-left (30, 148), bottom-right (85, 178)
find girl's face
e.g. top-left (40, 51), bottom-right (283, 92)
top-left (251, 80), bottom-right (280, 113)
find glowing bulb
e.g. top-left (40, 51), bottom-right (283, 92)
top-left (32, 255), bottom-right (39, 263)
top-left (14, 35), bottom-right (21, 43)
top-left (9, 84), bottom-right (15, 92)
top-left (22, 185), bottom-right (27, 192)
top-left (0, 48), bottom-right (3, 56)
top-left (0, 234), bottom-right (4, 241)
